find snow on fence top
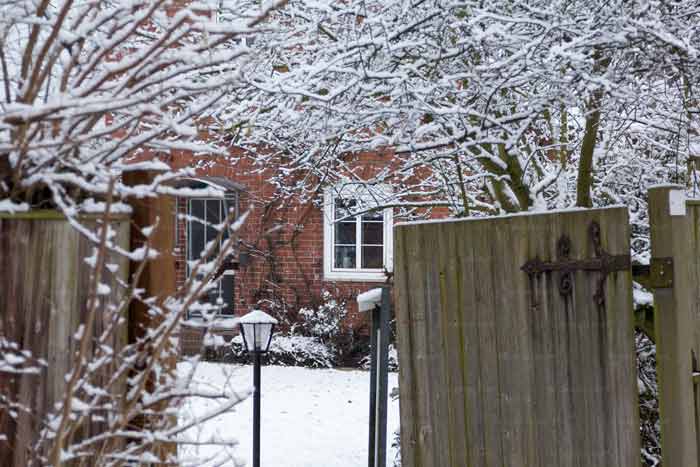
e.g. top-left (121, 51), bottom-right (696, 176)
top-left (394, 205), bottom-right (628, 228)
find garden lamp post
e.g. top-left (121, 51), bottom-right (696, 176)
top-left (238, 309), bottom-right (277, 467)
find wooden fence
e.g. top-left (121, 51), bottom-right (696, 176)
top-left (394, 207), bottom-right (640, 467)
top-left (0, 212), bottom-right (130, 465)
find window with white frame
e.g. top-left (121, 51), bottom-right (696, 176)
top-left (323, 188), bottom-right (393, 281)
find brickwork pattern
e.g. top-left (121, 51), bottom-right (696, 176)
top-left (170, 151), bottom-right (390, 355)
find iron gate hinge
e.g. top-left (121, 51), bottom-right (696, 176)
top-left (521, 221), bottom-right (630, 307)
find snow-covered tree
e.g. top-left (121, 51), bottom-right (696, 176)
top-left (0, 0), bottom-right (284, 465)
top-left (222, 0), bottom-right (699, 239)
top-left (213, 2), bottom-right (699, 465)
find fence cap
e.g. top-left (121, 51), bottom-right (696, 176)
top-left (357, 288), bottom-right (383, 312)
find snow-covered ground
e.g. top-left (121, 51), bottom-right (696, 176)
top-left (178, 362), bottom-right (400, 467)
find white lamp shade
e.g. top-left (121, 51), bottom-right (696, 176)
top-left (239, 309), bottom-right (278, 353)
top-left (241, 322), bottom-right (274, 352)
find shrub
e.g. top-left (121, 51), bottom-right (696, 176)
top-left (205, 334), bottom-right (335, 368)
top-left (294, 291), bottom-right (347, 343)
top-left (202, 290), bottom-right (377, 368)
top-left (359, 343), bottom-right (399, 372)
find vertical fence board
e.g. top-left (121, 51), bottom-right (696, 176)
top-left (394, 207), bottom-right (639, 467)
top-left (406, 224), bottom-right (434, 467)
top-left (423, 223), bottom-right (449, 467)
top-left (601, 213), bottom-right (639, 462)
top-left (492, 218), bottom-right (515, 464)
top-left (525, 214), bottom-right (556, 467)
top-left (473, 218), bottom-right (504, 467)
top-left (436, 222), bottom-right (469, 465)
top-left (568, 213), bottom-right (589, 467)
top-left (395, 224), bottom-right (418, 467)
top-left (548, 212), bottom-right (576, 467)
top-left (455, 220), bottom-right (484, 466)
top-left (595, 210), bottom-right (615, 465)
top-left (123, 171), bottom-right (178, 461)
top-left (504, 215), bottom-right (537, 466)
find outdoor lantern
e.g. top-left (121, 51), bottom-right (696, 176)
top-left (238, 309), bottom-right (278, 467)
top-left (238, 309), bottom-right (277, 353)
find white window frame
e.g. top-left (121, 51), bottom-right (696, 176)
top-left (323, 187), bottom-right (393, 282)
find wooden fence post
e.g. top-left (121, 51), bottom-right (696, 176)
top-left (648, 185), bottom-right (699, 466)
top-left (124, 170), bottom-right (177, 461)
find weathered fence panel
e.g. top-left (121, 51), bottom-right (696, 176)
top-left (0, 212), bottom-right (130, 466)
top-left (394, 207), bottom-right (639, 467)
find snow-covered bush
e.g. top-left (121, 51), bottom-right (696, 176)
top-left (202, 291), bottom-right (378, 367)
top-left (296, 291), bottom-right (377, 367)
top-left (218, 334), bottom-right (335, 368)
top-left (390, 386), bottom-right (402, 467)
top-left (199, 292), bottom-right (357, 367)
top-left (360, 343), bottom-right (399, 372)
top-left (392, 429), bottom-right (402, 467)
top-left (295, 291), bottom-right (347, 343)
top-left (637, 330), bottom-right (660, 466)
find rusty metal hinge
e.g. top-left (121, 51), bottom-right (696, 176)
top-left (521, 221), bottom-right (630, 307)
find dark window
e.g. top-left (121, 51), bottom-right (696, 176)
top-left (187, 197), bottom-right (236, 316)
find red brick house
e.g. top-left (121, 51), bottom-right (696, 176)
top-left (170, 149), bottom-right (408, 354)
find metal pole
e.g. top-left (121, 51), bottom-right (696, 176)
top-left (253, 351), bottom-right (261, 467)
top-left (368, 306), bottom-right (379, 467)
top-left (368, 285), bottom-right (391, 467)
top-left (375, 286), bottom-right (391, 467)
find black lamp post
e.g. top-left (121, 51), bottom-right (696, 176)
top-left (238, 309), bottom-right (277, 467)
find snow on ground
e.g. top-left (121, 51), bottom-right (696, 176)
top-left (178, 362), bottom-right (400, 467)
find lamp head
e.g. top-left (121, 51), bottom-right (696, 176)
top-left (238, 309), bottom-right (278, 353)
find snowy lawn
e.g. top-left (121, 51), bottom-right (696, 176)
top-left (178, 362), bottom-right (400, 467)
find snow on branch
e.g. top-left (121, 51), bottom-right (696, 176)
top-left (0, 1), bottom-right (283, 466)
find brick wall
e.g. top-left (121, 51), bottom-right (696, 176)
top-left (170, 150), bottom-right (394, 355)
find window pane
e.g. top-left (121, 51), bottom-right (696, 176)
top-left (362, 210), bottom-right (383, 221)
top-left (335, 221), bottom-right (356, 244)
top-left (334, 198), bottom-right (357, 220)
top-left (362, 246), bottom-right (383, 269)
top-left (189, 200), bottom-right (205, 260)
top-left (362, 221), bottom-right (383, 245)
top-left (334, 246), bottom-right (356, 269)
top-left (207, 283), bottom-right (222, 307)
top-left (206, 199), bottom-right (222, 244)
top-left (220, 276), bottom-right (234, 315)
top-left (222, 197), bottom-right (236, 241)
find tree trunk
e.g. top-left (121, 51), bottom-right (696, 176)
top-left (576, 52), bottom-right (610, 208)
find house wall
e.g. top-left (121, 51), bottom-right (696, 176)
top-left (134, 0), bottom-right (454, 359)
top-left (169, 149), bottom-right (401, 356)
